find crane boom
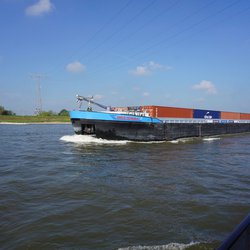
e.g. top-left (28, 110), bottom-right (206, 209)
top-left (76, 95), bottom-right (110, 110)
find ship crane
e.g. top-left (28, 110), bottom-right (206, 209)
top-left (76, 95), bottom-right (111, 111)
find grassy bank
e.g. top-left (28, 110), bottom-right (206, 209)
top-left (0, 115), bottom-right (70, 123)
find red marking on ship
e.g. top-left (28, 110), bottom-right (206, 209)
top-left (116, 115), bottom-right (140, 121)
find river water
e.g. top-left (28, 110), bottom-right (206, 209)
top-left (0, 124), bottom-right (249, 250)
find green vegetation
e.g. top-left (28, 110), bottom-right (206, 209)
top-left (0, 115), bottom-right (70, 123)
top-left (0, 106), bottom-right (70, 123)
top-left (38, 110), bottom-right (58, 116)
top-left (58, 109), bottom-right (69, 116)
top-left (0, 105), bottom-right (16, 116)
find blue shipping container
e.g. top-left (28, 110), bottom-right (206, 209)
top-left (193, 109), bottom-right (221, 119)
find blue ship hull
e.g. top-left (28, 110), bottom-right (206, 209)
top-left (70, 110), bottom-right (165, 141)
top-left (70, 110), bottom-right (250, 141)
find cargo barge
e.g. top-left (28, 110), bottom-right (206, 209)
top-left (70, 95), bottom-right (250, 141)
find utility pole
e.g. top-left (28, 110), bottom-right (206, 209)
top-left (30, 73), bottom-right (45, 115)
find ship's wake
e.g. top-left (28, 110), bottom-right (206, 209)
top-left (60, 134), bottom-right (129, 145)
top-left (169, 138), bottom-right (195, 144)
top-left (60, 135), bottom-right (221, 145)
top-left (118, 241), bottom-right (200, 250)
top-left (170, 137), bottom-right (221, 144)
top-left (203, 137), bottom-right (220, 142)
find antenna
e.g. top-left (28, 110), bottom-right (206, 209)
top-left (30, 73), bottom-right (46, 115)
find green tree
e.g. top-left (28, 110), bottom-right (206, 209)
top-left (38, 110), bottom-right (57, 116)
top-left (0, 106), bottom-right (15, 115)
top-left (0, 106), bottom-right (5, 115)
top-left (58, 109), bottom-right (69, 116)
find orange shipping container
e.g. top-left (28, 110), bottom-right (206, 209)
top-left (141, 106), bottom-right (156, 117)
top-left (154, 106), bottom-right (193, 118)
top-left (221, 111), bottom-right (240, 120)
top-left (113, 107), bottom-right (128, 112)
top-left (240, 113), bottom-right (250, 120)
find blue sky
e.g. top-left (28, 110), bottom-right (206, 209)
top-left (1, 0), bottom-right (250, 115)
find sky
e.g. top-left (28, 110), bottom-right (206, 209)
top-left (0, 0), bottom-right (250, 115)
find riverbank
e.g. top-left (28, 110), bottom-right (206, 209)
top-left (0, 115), bottom-right (70, 124)
top-left (0, 122), bottom-right (70, 125)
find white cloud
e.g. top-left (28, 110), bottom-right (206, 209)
top-left (143, 92), bottom-right (150, 97)
top-left (94, 94), bottom-right (103, 100)
top-left (26, 0), bottom-right (54, 16)
top-left (130, 61), bottom-right (172, 77)
top-left (148, 61), bottom-right (172, 71)
top-left (192, 80), bottom-right (217, 94)
top-left (130, 66), bottom-right (150, 76)
top-left (66, 61), bottom-right (86, 73)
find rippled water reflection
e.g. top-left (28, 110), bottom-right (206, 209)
top-left (1, 124), bottom-right (249, 249)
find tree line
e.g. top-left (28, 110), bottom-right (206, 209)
top-left (0, 106), bottom-right (16, 115)
top-left (38, 109), bottom-right (69, 116)
top-left (0, 106), bottom-right (69, 116)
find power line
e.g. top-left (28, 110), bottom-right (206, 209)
top-left (66, 0), bottom-right (134, 61)
top-left (47, 0), bottom-right (133, 74)
top-left (86, 0), bottom-right (182, 65)
top-left (86, 0), bottom-right (218, 76)
top-left (143, 3), bottom-right (250, 59)
top-left (132, 0), bottom-right (242, 58)
top-left (88, 0), bottom-right (245, 79)
top-left (46, 0), bottom-right (249, 89)
top-left (48, 0), bottom-right (158, 78)
top-left (75, 0), bottom-right (157, 63)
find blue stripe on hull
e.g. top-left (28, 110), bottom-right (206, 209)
top-left (70, 110), bottom-right (162, 124)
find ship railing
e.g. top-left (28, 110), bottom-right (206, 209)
top-left (161, 118), bottom-right (250, 124)
top-left (126, 111), bottom-right (150, 117)
top-left (162, 118), bottom-right (213, 123)
top-left (108, 110), bottom-right (150, 117)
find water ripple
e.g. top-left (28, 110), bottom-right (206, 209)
top-left (0, 125), bottom-right (250, 249)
